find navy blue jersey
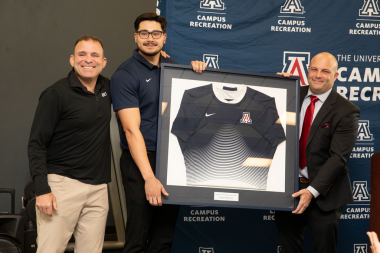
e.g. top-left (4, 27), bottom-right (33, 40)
top-left (171, 84), bottom-right (286, 190)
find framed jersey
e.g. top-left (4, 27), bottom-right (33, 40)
top-left (156, 64), bottom-right (300, 211)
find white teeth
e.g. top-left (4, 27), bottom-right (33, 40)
top-left (83, 67), bottom-right (93, 69)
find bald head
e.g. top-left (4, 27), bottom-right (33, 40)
top-left (307, 52), bottom-right (339, 95)
top-left (311, 52), bottom-right (338, 72)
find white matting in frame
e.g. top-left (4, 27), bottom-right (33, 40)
top-left (166, 78), bottom-right (287, 192)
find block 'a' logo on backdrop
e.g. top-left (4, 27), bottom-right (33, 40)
top-left (282, 51), bottom-right (310, 86)
top-left (357, 120), bottom-right (374, 141)
top-left (280, 0), bottom-right (304, 14)
top-left (359, 0), bottom-right (380, 17)
top-left (203, 54), bottom-right (219, 69)
top-left (199, 247), bottom-right (214, 253)
top-left (354, 244), bottom-right (368, 253)
top-left (353, 181), bottom-right (370, 201)
top-left (200, 0), bottom-right (225, 10)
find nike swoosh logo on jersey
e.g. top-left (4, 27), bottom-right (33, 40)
top-left (146, 78), bottom-right (152, 82)
top-left (205, 113), bottom-right (216, 117)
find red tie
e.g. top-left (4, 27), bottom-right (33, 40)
top-left (299, 95), bottom-right (319, 169)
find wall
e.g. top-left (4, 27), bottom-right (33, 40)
top-left (0, 0), bottom-right (156, 225)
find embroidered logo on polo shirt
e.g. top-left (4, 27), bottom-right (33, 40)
top-left (102, 92), bottom-right (107, 97)
top-left (146, 78), bottom-right (152, 82)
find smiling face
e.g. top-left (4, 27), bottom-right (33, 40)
top-left (307, 53), bottom-right (339, 95)
top-left (135, 20), bottom-right (166, 57)
top-left (70, 40), bottom-right (107, 85)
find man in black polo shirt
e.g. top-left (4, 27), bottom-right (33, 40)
top-left (28, 35), bottom-right (110, 253)
top-left (110, 13), bottom-right (205, 253)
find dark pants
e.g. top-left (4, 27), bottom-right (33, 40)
top-left (275, 182), bottom-right (342, 253)
top-left (120, 149), bottom-right (180, 253)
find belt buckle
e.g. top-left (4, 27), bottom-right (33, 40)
top-left (300, 177), bottom-right (309, 183)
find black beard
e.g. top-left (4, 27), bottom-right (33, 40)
top-left (137, 44), bottom-right (161, 57)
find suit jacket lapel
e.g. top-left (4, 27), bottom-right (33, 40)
top-left (299, 86), bottom-right (308, 105)
top-left (306, 88), bottom-right (337, 147)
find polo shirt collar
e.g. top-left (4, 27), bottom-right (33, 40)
top-left (69, 69), bottom-right (104, 95)
top-left (132, 49), bottom-right (169, 70)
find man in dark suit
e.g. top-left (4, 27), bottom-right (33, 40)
top-left (275, 52), bottom-right (360, 253)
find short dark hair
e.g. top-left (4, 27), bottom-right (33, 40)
top-left (134, 13), bottom-right (167, 33)
top-left (74, 35), bottom-right (104, 51)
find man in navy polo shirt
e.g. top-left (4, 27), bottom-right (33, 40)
top-left (110, 13), bottom-right (206, 253)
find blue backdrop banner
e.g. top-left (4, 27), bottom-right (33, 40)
top-left (157, 0), bottom-right (378, 252)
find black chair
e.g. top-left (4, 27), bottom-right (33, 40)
top-left (21, 182), bottom-right (37, 253)
top-left (0, 188), bottom-right (24, 253)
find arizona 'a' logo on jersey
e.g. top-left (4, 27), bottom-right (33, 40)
top-left (199, 247), bottom-right (214, 253)
top-left (357, 120), bottom-right (373, 141)
top-left (240, 112), bottom-right (252, 124)
top-left (203, 54), bottom-right (219, 69)
top-left (200, 0), bottom-right (225, 10)
top-left (359, 0), bottom-right (380, 17)
top-left (353, 181), bottom-right (370, 201)
top-left (282, 51), bottom-right (310, 86)
top-left (281, 0), bottom-right (304, 14)
top-left (354, 244), bottom-right (368, 253)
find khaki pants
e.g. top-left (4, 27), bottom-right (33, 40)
top-left (36, 174), bottom-right (109, 253)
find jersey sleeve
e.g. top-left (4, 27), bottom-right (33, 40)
top-left (110, 69), bottom-right (139, 111)
top-left (252, 97), bottom-right (286, 147)
top-left (171, 90), bottom-right (206, 144)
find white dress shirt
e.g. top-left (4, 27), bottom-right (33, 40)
top-left (299, 87), bottom-right (332, 198)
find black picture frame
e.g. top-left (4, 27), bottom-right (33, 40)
top-left (156, 63), bottom-right (300, 211)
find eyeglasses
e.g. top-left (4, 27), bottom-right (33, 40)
top-left (137, 30), bottom-right (164, 39)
